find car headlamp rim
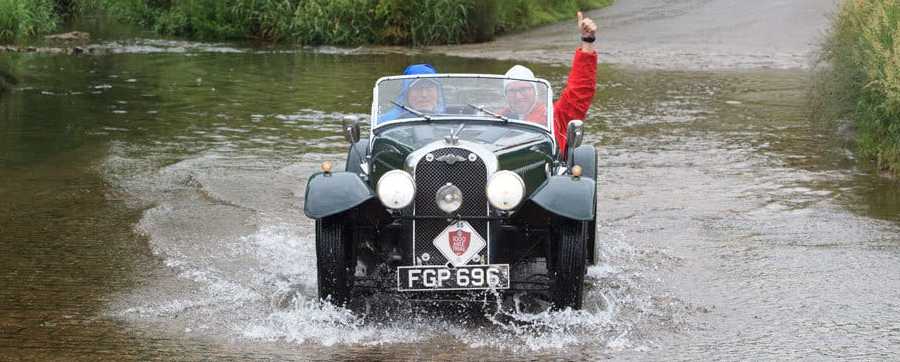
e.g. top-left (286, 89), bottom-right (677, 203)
top-left (376, 170), bottom-right (416, 209)
top-left (486, 170), bottom-right (526, 211)
top-left (436, 183), bottom-right (463, 214)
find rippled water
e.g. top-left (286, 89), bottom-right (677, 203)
top-left (2, 43), bottom-right (900, 359)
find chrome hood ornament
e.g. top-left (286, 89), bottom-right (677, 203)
top-left (436, 154), bottom-right (466, 165)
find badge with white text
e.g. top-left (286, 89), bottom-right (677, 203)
top-left (432, 220), bottom-right (486, 267)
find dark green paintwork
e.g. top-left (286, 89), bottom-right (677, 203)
top-left (304, 119), bottom-right (581, 220)
top-left (496, 139), bottom-right (554, 196)
top-left (369, 136), bottom-right (413, 189)
top-left (303, 171), bottom-right (375, 219)
top-left (369, 121), bottom-right (555, 197)
top-left (529, 175), bottom-right (596, 221)
top-left (571, 145), bottom-right (597, 183)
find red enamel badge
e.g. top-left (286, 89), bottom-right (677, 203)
top-left (449, 229), bottom-right (471, 256)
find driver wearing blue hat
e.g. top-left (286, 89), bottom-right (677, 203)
top-left (378, 64), bottom-right (446, 123)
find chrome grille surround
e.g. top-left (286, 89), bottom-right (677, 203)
top-left (408, 141), bottom-right (496, 266)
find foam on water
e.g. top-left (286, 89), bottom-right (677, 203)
top-left (96, 63), bottom-right (900, 358)
top-left (102, 135), bottom-right (685, 353)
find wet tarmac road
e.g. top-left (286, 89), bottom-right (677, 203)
top-left (436, 0), bottom-right (838, 70)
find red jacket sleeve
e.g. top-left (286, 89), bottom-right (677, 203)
top-left (553, 48), bottom-right (598, 153)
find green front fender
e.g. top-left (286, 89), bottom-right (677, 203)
top-left (528, 175), bottom-right (596, 221)
top-left (303, 171), bottom-right (375, 219)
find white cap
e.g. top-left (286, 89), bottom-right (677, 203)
top-left (504, 65), bottom-right (537, 90)
top-left (505, 65), bottom-right (535, 79)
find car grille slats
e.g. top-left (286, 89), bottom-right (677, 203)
top-left (414, 147), bottom-right (488, 266)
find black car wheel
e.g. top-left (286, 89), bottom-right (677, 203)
top-left (315, 214), bottom-right (354, 306)
top-left (551, 218), bottom-right (588, 310)
top-left (573, 145), bottom-right (599, 265)
top-left (588, 196), bottom-right (598, 265)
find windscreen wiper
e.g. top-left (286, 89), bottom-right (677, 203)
top-left (467, 103), bottom-right (510, 123)
top-left (390, 100), bottom-right (432, 121)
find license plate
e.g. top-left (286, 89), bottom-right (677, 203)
top-left (397, 264), bottom-right (510, 291)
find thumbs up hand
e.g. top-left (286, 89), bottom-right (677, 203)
top-left (577, 11), bottom-right (597, 38)
top-left (577, 11), bottom-right (598, 52)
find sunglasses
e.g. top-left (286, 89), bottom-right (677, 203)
top-left (410, 79), bottom-right (439, 90)
top-left (506, 86), bottom-right (534, 96)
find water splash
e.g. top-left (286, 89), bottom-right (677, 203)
top-left (102, 140), bottom-right (687, 353)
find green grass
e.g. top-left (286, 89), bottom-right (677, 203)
top-left (0, 0), bottom-right (102, 43)
top-left (820, 0), bottom-right (900, 175)
top-left (101, 0), bottom-right (614, 46)
top-left (0, 0), bottom-right (614, 45)
top-left (495, 0), bottom-right (613, 34)
top-left (0, 0), bottom-right (59, 42)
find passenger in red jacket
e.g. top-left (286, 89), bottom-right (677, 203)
top-left (502, 12), bottom-right (598, 154)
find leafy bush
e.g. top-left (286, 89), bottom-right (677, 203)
top-left (101, 0), bottom-right (612, 45)
top-left (823, 0), bottom-right (900, 173)
top-left (0, 0), bottom-right (613, 45)
top-left (285, 0), bottom-right (377, 45)
top-left (0, 0), bottom-right (59, 42)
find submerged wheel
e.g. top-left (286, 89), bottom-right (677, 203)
top-left (588, 199), bottom-right (598, 265)
top-left (551, 218), bottom-right (588, 310)
top-left (315, 215), bottom-right (354, 306)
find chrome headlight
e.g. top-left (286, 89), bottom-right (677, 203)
top-left (377, 170), bottom-right (415, 209)
top-left (486, 170), bottom-right (525, 210)
top-left (436, 183), bottom-right (463, 214)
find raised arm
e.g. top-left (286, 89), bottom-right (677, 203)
top-left (553, 12), bottom-right (599, 152)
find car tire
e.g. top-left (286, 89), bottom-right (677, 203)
top-left (551, 218), bottom-right (588, 310)
top-left (573, 145), bottom-right (599, 265)
top-left (588, 193), bottom-right (598, 265)
top-left (315, 214), bottom-right (354, 306)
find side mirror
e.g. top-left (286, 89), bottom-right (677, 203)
top-left (566, 120), bottom-right (584, 168)
top-left (342, 116), bottom-right (361, 144)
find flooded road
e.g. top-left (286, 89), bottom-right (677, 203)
top-left (3, 0), bottom-right (900, 360)
top-left (437, 0), bottom-right (838, 69)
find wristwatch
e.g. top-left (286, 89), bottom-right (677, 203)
top-left (581, 35), bottom-right (596, 43)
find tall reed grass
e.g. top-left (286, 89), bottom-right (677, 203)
top-left (822, 0), bottom-right (900, 174)
top-left (102, 0), bottom-right (613, 46)
top-left (0, 0), bottom-right (58, 42)
top-left (1, 0), bottom-right (614, 45)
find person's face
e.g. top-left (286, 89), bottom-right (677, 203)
top-left (407, 81), bottom-right (439, 112)
top-left (506, 81), bottom-right (536, 115)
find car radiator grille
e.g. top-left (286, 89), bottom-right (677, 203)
top-left (413, 147), bottom-right (489, 266)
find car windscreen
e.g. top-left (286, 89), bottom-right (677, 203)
top-left (377, 122), bottom-right (549, 151)
top-left (374, 76), bottom-right (551, 129)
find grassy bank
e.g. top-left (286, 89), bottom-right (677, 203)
top-left (0, 0), bottom-right (58, 42)
top-left (0, 0), bottom-right (99, 43)
top-left (1, 0), bottom-right (613, 45)
top-left (820, 0), bottom-right (900, 174)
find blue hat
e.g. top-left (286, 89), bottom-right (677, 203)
top-left (378, 64), bottom-right (445, 124)
top-left (403, 64), bottom-right (437, 75)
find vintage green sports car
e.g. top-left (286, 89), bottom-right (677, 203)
top-left (304, 74), bottom-right (598, 310)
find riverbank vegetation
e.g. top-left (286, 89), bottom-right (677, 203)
top-left (105, 0), bottom-right (613, 45)
top-left (819, 0), bottom-right (899, 175)
top-left (1, 0), bottom-right (613, 45)
top-left (0, 0), bottom-right (97, 42)
top-left (0, 0), bottom-right (58, 42)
